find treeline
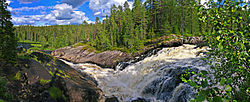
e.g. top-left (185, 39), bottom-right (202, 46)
top-left (15, 0), bottom-right (215, 52)
top-left (16, 24), bottom-right (93, 49)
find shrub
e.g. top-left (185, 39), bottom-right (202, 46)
top-left (49, 86), bottom-right (65, 100)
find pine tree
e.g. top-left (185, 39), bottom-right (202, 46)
top-left (132, 0), bottom-right (147, 47)
top-left (0, 0), bottom-right (17, 63)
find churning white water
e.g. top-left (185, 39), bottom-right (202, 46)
top-left (61, 44), bottom-right (211, 102)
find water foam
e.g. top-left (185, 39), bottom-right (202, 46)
top-left (61, 44), bottom-right (210, 102)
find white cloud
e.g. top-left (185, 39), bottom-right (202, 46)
top-left (94, 12), bottom-right (101, 16)
top-left (12, 3), bottom-right (91, 25)
top-left (12, 15), bottom-right (44, 25)
top-left (6, 0), bottom-right (12, 4)
top-left (52, 3), bottom-right (74, 20)
top-left (45, 3), bottom-right (91, 25)
top-left (89, 0), bottom-right (133, 16)
top-left (62, 0), bottom-right (88, 8)
top-left (12, 6), bottom-right (53, 11)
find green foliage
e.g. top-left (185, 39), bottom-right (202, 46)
top-left (49, 86), bottom-right (65, 100)
top-left (182, 70), bottom-right (235, 102)
top-left (182, 0), bottom-right (249, 101)
top-left (46, 63), bottom-right (51, 67)
top-left (0, 0), bottom-right (17, 63)
top-left (14, 0), bottom-right (205, 54)
top-left (40, 79), bottom-right (51, 85)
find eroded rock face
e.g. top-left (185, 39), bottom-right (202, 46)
top-left (51, 46), bottom-right (131, 68)
top-left (51, 37), bottom-right (205, 69)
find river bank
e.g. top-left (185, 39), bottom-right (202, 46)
top-left (51, 36), bottom-right (205, 69)
top-left (0, 36), bottom-right (207, 102)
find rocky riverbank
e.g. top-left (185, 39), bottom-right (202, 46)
top-left (0, 36), bottom-right (205, 102)
top-left (51, 36), bottom-right (205, 68)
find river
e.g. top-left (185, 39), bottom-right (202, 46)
top-left (61, 44), bottom-right (210, 102)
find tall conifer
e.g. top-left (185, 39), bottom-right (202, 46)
top-left (0, 0), bottom-right (17, 63)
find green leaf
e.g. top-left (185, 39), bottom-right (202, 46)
top-left (189, 81), bottom-right (196, 87)
top-left (227, 78), bottom-right (232, 84)
top-left (225, 85), bottom-right (232, 92)
top-left (213, 96), bottom-right (223, 102)
top-left (201, 70), bottom-right (208, 75)
top-left (196, 92), bottom-right (206, 102)
top-left (190, 99), bottom-right (195, 102)
top-left (201, 80), bottom-right (208, 88)
top-left (220, 78), bottom-right (225, 86)
top-left (216, 36), bottom-right (220, 40)
top-left (218, 43), bottom-right (223, 50)
top-left (222, 98), bottom-right (230, 102)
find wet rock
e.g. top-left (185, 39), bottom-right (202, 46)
top-left (161, 39), bottom-right (182, 47)
top-left (142, 67), bottom-right (198, 102)
top-left (131, 98), bottom-right (149, 102)
top-left (184, 36), bottom-right (204, 44)
top-left (105, 96), bottom-right (119, 102)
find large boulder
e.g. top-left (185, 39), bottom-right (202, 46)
top-left (6, 52), bottom-right (105, 102)
top-left (51, 46), bottom-right (131, 68)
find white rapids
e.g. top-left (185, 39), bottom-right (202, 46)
top-left (61, 44), bottom-right (211, 102)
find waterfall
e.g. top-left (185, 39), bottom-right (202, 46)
top-left (61, 44), bottom-right (210, 102)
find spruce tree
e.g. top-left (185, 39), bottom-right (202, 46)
top-left (0, 0), bottom-right (17, 63)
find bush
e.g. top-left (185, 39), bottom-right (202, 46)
top-left (49, 86), bottom-right (63, 100)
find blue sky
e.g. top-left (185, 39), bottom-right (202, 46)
top-left (7, 0), bottom-right (138, 26)
top-left (9, 0), bottom-right (247, 26)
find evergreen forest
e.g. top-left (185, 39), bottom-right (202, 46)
top-left (15, 0), bottom-right (212, 52)
top-left (0, 0), bottom-right (249, 101)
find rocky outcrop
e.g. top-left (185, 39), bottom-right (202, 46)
top-left (51, 46), bottom-right (131, 68)
top-left (184, 36), bottom-right (204, 44)
top-left (51, 36), bottom-right (205, 69)
top-left (6, 52), bottom-right (105, 102)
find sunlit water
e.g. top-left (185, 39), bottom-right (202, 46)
top-left (61, 44), bottom-right (211, 102)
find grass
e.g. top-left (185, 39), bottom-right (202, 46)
top-left (18, 40), bottom-right (40, 44)
top-left (19, 40), bottom-right (56, 51)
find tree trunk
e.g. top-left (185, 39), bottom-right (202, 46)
top-left (182, 0), bottom-right (185, 43)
